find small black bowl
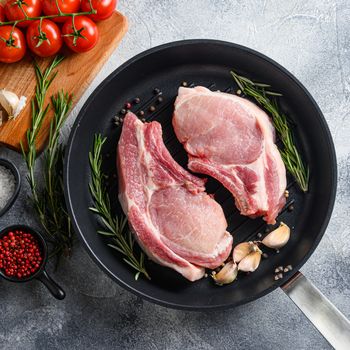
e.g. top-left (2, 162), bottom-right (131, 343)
top-left (0, 225), bottom-right (65, 300)
top-left (0, 158), bottom-right (21, 218)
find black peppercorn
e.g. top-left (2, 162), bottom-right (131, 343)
top-left (120, 108), bottom-right (126, 115)
top-left (182, 81), bottom-right (188, 87)
top-left (153, 88), bottom-right (160, 94)
top-left (156, 96), bottom-right (163, 104)
top-left (149, 105), bottom-right (156, 112)
top-left (134, 97), bottom-right (140, 104)
top-left (138, 110), bottom-right (144, 116)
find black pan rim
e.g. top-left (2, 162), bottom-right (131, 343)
top-left (64, 39), bottom-right (337, 310)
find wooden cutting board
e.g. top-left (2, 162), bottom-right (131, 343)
top-left (0, 11), bottom-right (127, 153)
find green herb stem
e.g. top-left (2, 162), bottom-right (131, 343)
top-left (230, 70), bottom-right (309, 192)
top-left (89, 134), bottom-right (150, 280)
top-left (0, 10), bottom-right (97, 26)
top-left (21, 56), bottom-right (64, 235)
top-left (21, 56), bottom-right (75, 264)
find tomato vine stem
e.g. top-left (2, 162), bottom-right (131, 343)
top-left (0, 8), bottom-right (97, 26)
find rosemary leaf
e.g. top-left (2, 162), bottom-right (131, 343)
top-left (97, 230), bottom-right (115, 236)
top-left (230, 70), bottom-right (309, 192)
top-left (108, 244), bottom-right (125, 254)
top-left (89, 134), bottom-right (150, 280)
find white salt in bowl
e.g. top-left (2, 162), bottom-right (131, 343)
top-left (0, 159), bottom-right (21, 218)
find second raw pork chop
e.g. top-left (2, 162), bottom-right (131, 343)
top-left (173, 86), bottom-right (287, 224)
top-left (117, 112), bottom-right (233, 281)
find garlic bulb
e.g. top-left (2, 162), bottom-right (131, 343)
top-left (212, 261), bottom-right (238, 286)
top-left (238, 250), bottom-right (262, 272)
top-left (0, 89), bottom-right (27, 120)
top-left (262, 222), bottom-right (290, 249)
top-left (233, 241), bottom-right (255, 263)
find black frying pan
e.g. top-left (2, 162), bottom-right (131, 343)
top-left (64, 40), bottom-right (350, 347)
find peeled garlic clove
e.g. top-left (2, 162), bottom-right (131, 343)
top-left (233, 241), bottom-right (254, 263)
top-left (238, 251), bottom-right (262, 272)
top-left (0, 89), bottom-right (26, 119)
top-left (13, 95), bottom-right (27, 119)
top-left (0, 90), bottom-right (19, 117)
top-left (212, 261), bottom-right (238, 286)
top-left (262, 222), bottom-right (290, 249)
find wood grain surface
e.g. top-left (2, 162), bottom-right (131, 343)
top-left (0, 11), bottom-right (127, 152)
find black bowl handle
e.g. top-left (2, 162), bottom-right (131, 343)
top-left (36, 270), bottom-right (66, 300)
top-left (281, 272), bottom-right (350, 348)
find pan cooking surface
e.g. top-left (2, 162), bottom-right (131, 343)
top-left (64, 40), bottom-right (336, 309)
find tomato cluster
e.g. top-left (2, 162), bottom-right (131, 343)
top-left (0, 0), bottom-right (117, 63)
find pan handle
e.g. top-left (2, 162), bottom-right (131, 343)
top-left (281, 271), bottom-right (350, 349)
top-left (36, 270), bottom-right (66, 300)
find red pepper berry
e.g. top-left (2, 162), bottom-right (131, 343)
top-left (0, 230), bottom-right (43, 279)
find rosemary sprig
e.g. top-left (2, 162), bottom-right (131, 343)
top-left (230, 70), bottom-right (309, 192)
top-left (21, 56), bottom-right (64, 228)
top-left (43, 91), bottom-right (75, 259)
top-left (21, 56), bottom-right (75, 263)
top-left (89, 134), bottom-right (150, 280)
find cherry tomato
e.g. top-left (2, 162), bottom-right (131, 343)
top-left (26, 19), bottom-right (63, 57)
top-left (42, 0), bottom-right (80, 23)
top-left (0, 25), bottom-right (26, 63)
top-left (81, 0), bottom-right (116, 21)
top-left (0, 6), bottom-right (5, 22)
top-left (62, 16), bottom-right (98, 53)
top-left (4, 0), bottom-right (42, 27)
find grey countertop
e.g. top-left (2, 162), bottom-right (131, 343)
top-left (1, 1), bottom-right (349, 349)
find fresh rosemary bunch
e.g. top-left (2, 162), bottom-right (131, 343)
top-left (89, 134), bottom-right (150, 280)
top-left (230, 70), bottom-right (309, 192)
top-left (21, 56), bottom-right (75, 262)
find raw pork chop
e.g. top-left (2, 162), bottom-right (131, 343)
top-left (117, 112), bottom-right (233, 281)
top-left (173, 86), bottom-right (286, 224)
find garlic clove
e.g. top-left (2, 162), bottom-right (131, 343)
top-left (0, 89), bottom-right (26, 120)
top-left (13, 95), bottom-right (27, 119)
top-left (261, 222), bottom-right (290, 249)
top-left (233, 241), bottom-right (255, 263)
top-left (211, 261), bottom-right (238, 286)
top-left (0, 89), bottom-right (19, 117)
top-left (238, 250), bottom-right (262, 272)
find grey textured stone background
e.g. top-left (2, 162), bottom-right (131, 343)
top-left (0, 0), bottom-right (349, 349)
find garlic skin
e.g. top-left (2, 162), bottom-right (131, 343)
top-left (0, 89), bottom-right (27, 120)
top-left (233, 241), bottom-right (255, 263)
top-left (262, 222), bottom-right (290, 249)
top-left (238, 250), bottom-right (262, 272)
top-left (212, 261), bottom-right (238, 286)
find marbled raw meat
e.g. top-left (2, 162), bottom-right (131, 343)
top-left (173, 86), bottom-right (286, 224)
top-left (117, 112), bottom-right (233, 281)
